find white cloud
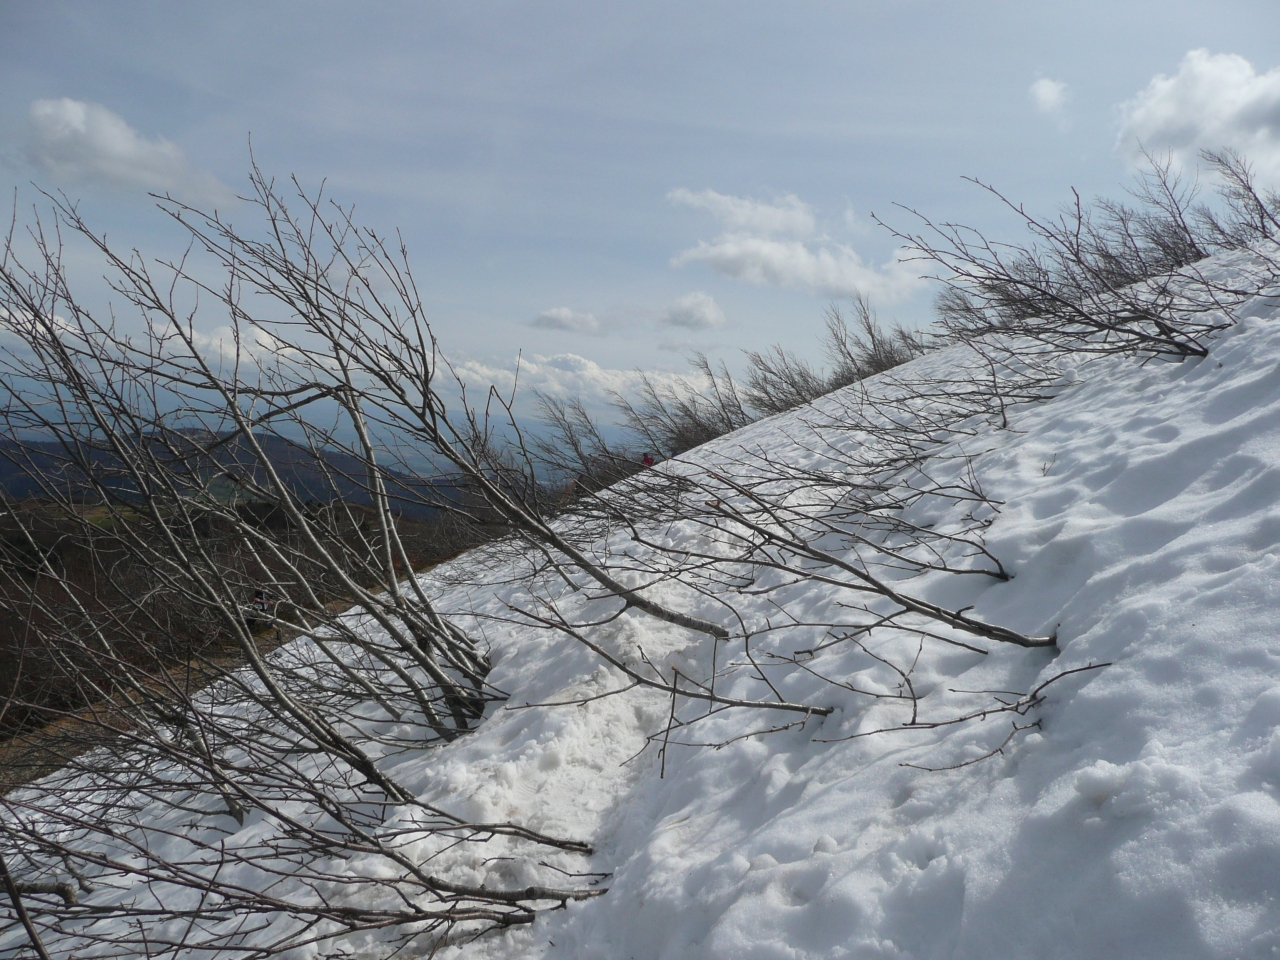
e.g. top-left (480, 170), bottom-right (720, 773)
top-left (659, 291), bottom-right (725, 329)
top-left (1030, 78), bottom-right (1069, 115)
top-left (180, 323), bottom-right (290, 362)
top-left (1116, 50), bottom-right (1280, 181)
top-left (670, 188), bottom-right (921, 303)
top-left (26, 98), bottom-right (235, 204)
top-left (668, 188), bottom-right (815, 237)
top-left (843, 206), bottom-right (871, 234)
top-left (454, 352), bottom-right (687, 411)
top-left (532, 307), bottom-right (600, 333)
top-left (672, 233), bottom-right (920, 303)
top-left (0, 307), bottom-right (77, 354)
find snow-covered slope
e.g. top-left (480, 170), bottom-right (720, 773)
top-left (420, 285), bottom-right (1280, 958)
top-left (8, 253), bottom-right (1280, 959)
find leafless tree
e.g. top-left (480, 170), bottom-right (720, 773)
top-left (0, 168), bottom-right (889, 957)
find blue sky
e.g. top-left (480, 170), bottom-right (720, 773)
top-left (2, 1), bottom-right (1279, 408)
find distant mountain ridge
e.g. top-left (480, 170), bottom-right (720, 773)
top-left (0, 433), bottom-right (459, 518)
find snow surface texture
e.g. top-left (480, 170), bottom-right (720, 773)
top-left (7, 253), bottom-right (1280, 959)
top-left (433, 287), bottom-right (1280, 956)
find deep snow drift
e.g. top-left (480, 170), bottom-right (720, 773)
top-left (8, 251), bottom-right (1280, 959)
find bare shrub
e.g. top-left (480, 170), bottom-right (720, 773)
top-left (611, 353), bottom-right (752, 457)
top-left (533, 394), bottom-right (642, 511)
top-left (822, 294), bottom-right (927, 385)
top-left (738, 344), bottom-right (825, 417)
top-left (882, 152), bottom-right (1280, 363)
top-left (613, 294), bottom-right (927, 448)
top-left (0, 183), bottom-right (602, 958)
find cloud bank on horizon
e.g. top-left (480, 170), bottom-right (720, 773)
top-left (26, 98), bottom-right (234, 204)
top-left (456, 351), bottom-right (689, 412)
top-left (1117, 49), bottom-right (1280, 181)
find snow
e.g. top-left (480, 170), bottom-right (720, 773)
top-left (9, 249), bottom-right (1280, 958)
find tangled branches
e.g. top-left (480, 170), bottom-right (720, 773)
top-left (881, 150), bottom-right (1280, 363)
top-left (0, 181), bottom-right (604, 958)
top-left (0, 155), bottom-right (1197, 956)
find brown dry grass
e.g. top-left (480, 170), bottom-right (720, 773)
top-left (0, 553), bottom-right (459, 794)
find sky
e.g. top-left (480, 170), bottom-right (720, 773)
top-left (2, 0), bottom-right (1279, 411)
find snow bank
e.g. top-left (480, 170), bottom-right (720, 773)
top-left (425, 282), bottom-right (1280, 958)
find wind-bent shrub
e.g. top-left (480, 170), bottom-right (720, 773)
top-left (743, 294), bottom-right (926, 416)
top-left (884, 150), bottom-right (1279, 362)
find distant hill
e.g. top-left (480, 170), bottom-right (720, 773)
top-left (0, 433), bottom-right (462, 519)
